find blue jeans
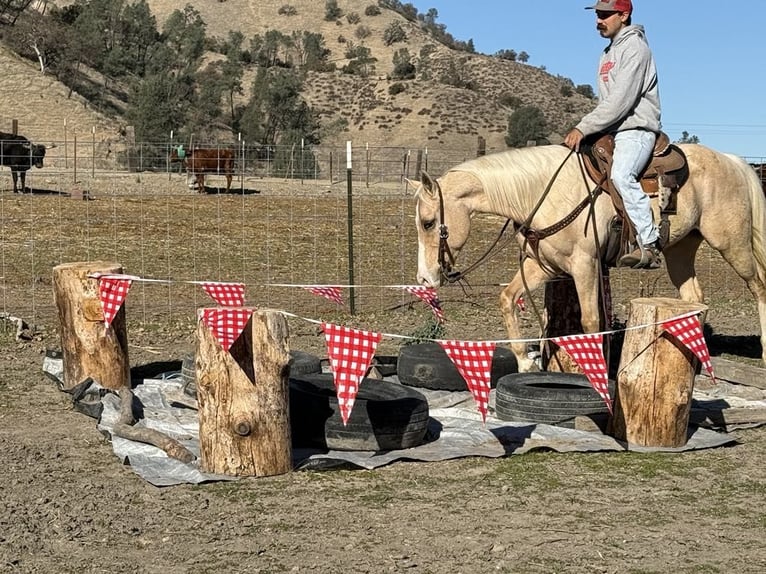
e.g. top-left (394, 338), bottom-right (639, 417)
top-left (612, 130), bottom-right (658, 246)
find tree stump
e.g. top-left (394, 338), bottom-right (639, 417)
top-left (612, 297), bottom-right (708, 447)
top-left (196, 309), bottom-right (292, 477)
top-left (52, 261), bottom-right (129, 391)
top-left (543, 269), bottom-right (612, 373)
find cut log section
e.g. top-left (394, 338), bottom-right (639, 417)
top-left (196, 309), bottom-right (292, 477)
top-left (612, 297), bottom-right (708, 447)
top-left (52, 261), bottom-right (129, 391)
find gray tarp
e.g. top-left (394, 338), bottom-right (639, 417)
top-left (88, 374), bottom-right (755, 487)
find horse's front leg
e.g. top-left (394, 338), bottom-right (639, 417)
top-left (571, 259), bottom-right (603, 334)
top-left (499, 258), bottom-right (549, 372)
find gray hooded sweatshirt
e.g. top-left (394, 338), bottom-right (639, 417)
top-left (575, 24), bottom-right (661, 136)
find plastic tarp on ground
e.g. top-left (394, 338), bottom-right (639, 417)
top-left (85, 371), bottom-right (759, 487)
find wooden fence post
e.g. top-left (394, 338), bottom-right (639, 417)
top-left (612, 297), bottom-right (708, 447)
top-left (196, 309), bottom-right (292, 477)
top-left (52, 261), bottom-right (129, 391)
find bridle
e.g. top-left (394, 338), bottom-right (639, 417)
top-left (433, 177), bottom-right (515, 285)
top-left (431, 149), bottom-right (581, 284)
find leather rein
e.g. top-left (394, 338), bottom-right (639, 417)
top-left (436, 149), bottom-right (598, 283)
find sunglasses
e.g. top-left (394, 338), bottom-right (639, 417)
top-left (595, 10), bottom-right (620, 19)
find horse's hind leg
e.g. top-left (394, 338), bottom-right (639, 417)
top-left (701, 232), bottom-right (766, 364)
top-left (500, 258), bottom-right (549, 372)
top-left (663, 232), bottom-right (705, 303)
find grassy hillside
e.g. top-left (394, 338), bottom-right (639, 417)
top-left (0, 0), bottom-right (594, 156)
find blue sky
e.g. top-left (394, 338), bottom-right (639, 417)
top-left (408, 0), bottom-right (766, 159)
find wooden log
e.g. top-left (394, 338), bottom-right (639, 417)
top-left (196, 309), bottom-right (292, 477)
top-left (612, 297), bottom-right (708, 447)
top-left (543, 269), bottom-right (612, 373)
top-left (707, 357), bottom-right (766, 390)
top-left (52, 261), bottom-right (129, 391)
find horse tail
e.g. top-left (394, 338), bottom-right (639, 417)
top-left (736, 154), bottom-right (766, 283)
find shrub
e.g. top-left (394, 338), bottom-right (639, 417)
top-left (389, 82), bottom-right (406, 95)
top-left (277, 5), bottom-right (297, 16)
top-left (383, 21), bottom-right (407, 46)
top-left (498, 93), bottom-right (523, 108)
top-left (365, 5), bottom-right (381, 16)
top-left (346, 12), bottom-right (361, 24)
top-left (324, 0), bottom-right (342, 20)
top-left (355, 26), bottom-right (371, 40)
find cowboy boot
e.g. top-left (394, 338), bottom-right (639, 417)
top-left (619, 240), bottom-right (662, 270)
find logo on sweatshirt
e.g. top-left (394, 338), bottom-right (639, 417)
top-left (600, 60), bottom-right (615, 82)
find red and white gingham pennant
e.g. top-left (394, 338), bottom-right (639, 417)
top-left (437, 340), bottom-right (496, 422)
top-left (662, 314), bottom-right (715, 380)
top-left (201, 282), bottom-right (245, 307)
top-left (200, 308), bottom-right (254, 352)
top-left (97, 276), bottom-right (133, 329)
top-left (551, 333), bottom-right (612, 413)
top-left (322, 323), bottom-right (383, 425)
top-left (305, 286), bottom-right (344, 306)
top-left (403, 286), bottom-right (445, 323)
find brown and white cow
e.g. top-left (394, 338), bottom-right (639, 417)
top-left (170, 145), bottom-right (235, 193)
top-left (1, 131), bottom-right (46, 193)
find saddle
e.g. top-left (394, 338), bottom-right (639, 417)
top-left (581, 131), bottom-right (689, 265)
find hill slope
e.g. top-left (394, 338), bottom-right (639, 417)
top-left (1, 0), bottom-right (594, 156)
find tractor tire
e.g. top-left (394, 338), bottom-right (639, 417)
top-left (289, 373), bottom-right (430, 452)
top-left (494, 371), bottom-right (614, 427)
top-left (397, 342), bottom-right (518, 391)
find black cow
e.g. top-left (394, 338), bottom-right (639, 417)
top-left (0, 131), bottom-right (46, 193)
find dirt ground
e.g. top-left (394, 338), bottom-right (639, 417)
top-left (2, 176), bottom-right (766, 573)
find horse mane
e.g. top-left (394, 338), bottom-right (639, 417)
top-left (448, 146), bottom-right (573, 218)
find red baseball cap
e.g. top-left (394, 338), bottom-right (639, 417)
top-left (586, 0), bottom-right (633, 12)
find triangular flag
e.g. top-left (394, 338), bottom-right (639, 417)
top-left (97, 276), bottom-right (133, 329)
top-left (305, 286), bottom-right (343, 306)
top-left (551, 333), bottom-right (612, 413)
top-left (322, 323), bottom-right (383, 425)
top-left (200, 308), bottom-right (254, 352)
top-left (201, 282), bottom-right (245, 307)
top-left (402, 286), bottom-right (445, 323)
top-left (437, 340), bottom-right (496, 422)
top-left (662, 314), bottom-right (715, 380)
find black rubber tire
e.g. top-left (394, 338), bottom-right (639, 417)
top-left (289, 373), bottom-right (429, 451)
top-left (494, 371), bottom-right (615, 427)
top-left (288, 350), bottom-right (323, 377)
top-left (181, 352), bottom-right (196, 397)
top-left (181, 350), bottom-right (322, 398)
top-left (397, 342), bottom-right (518, 391)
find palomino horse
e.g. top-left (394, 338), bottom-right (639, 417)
top-left (413, 144), bottom-right (766, 372)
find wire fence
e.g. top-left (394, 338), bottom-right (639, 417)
top-left (0, 139), bottom-right (761, 340)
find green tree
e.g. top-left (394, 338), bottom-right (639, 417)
top-left (391, 48), bottom-right (415, 80)
top-left (575, 84), bottom-right (595, 99)
top-left (342, 44), bottom-right (377, 77)
top-left (675, 131), bottom-right (700, 144)
top-left (239, 68), bottom-right (319, 147)
top-left (506, 106), bottom-right (548, 148)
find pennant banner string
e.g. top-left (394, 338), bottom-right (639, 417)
top-left (89, 273), bottom-right (708, 346)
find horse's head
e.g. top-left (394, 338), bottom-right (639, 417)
top-left (413, 170), bottom-right (472, 287)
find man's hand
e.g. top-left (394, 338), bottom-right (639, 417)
top-left (564, 128), bottom-right (584, 152)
